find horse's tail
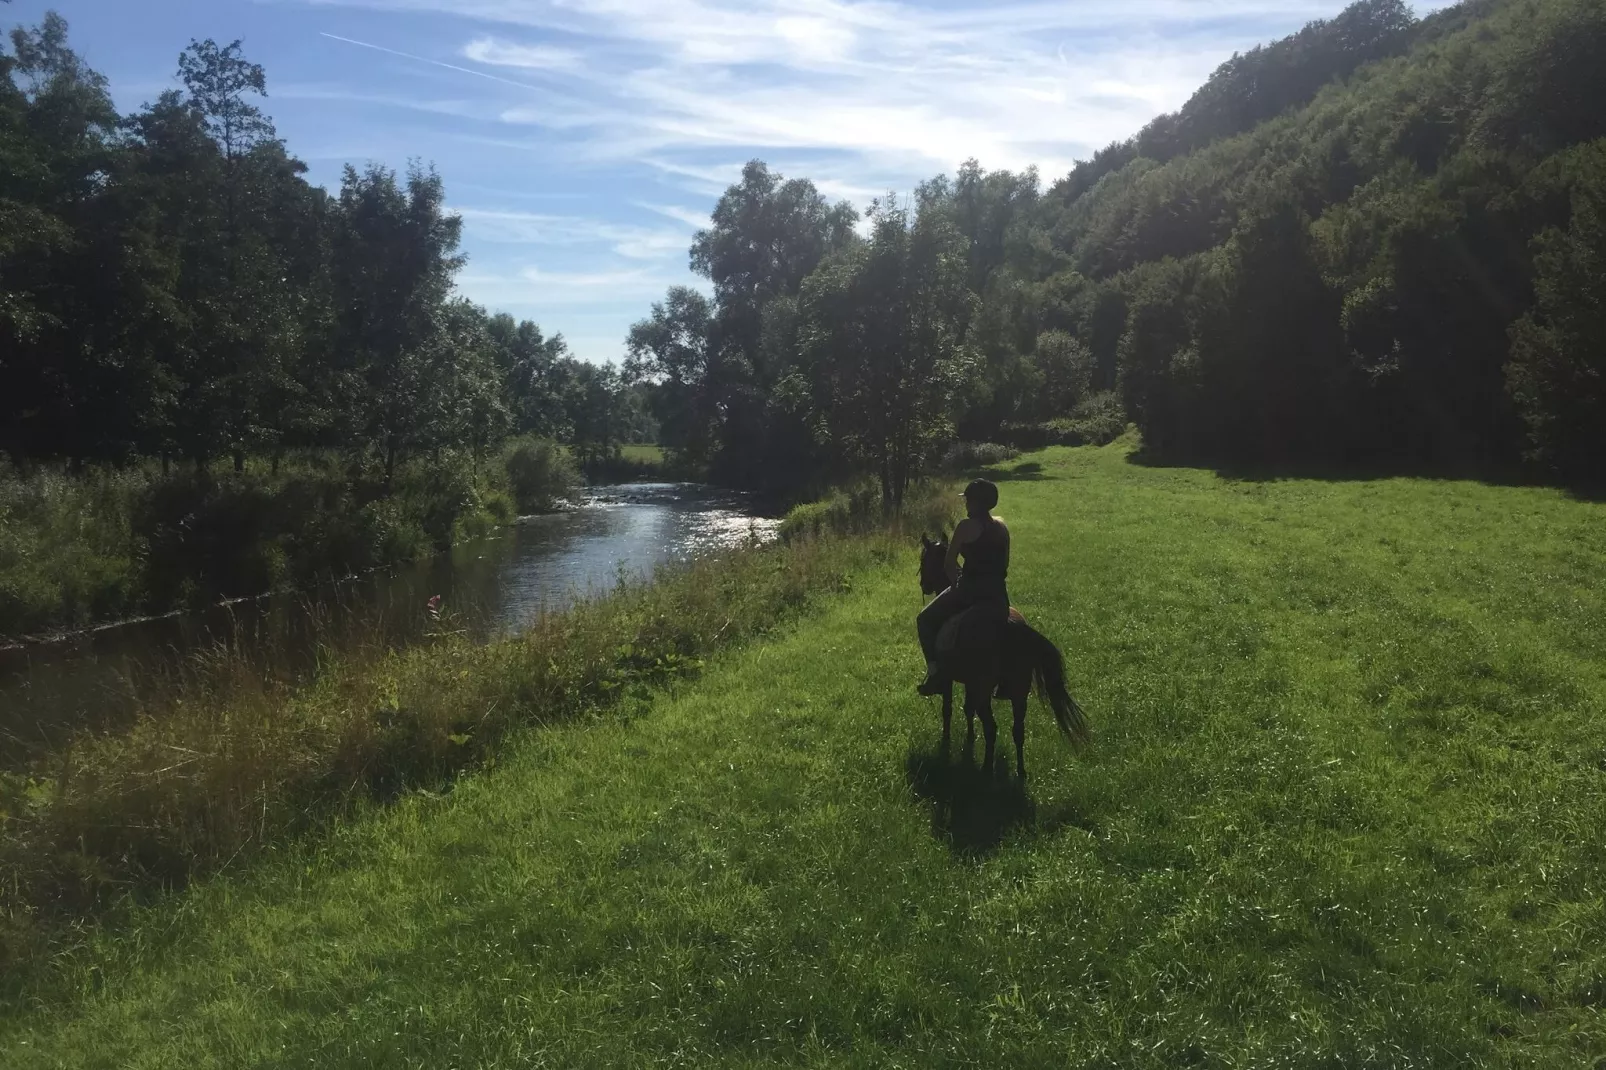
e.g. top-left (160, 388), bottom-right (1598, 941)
top-left (1017, 623), bottom-right (1090, 748)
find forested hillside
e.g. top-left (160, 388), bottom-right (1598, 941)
top-left (629, 0), bottom-right (1606, 493)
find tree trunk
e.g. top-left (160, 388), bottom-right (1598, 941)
top-left (233, 450), bottom-right (245, 474)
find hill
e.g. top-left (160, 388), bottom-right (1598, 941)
top-left (1019, 0), bottom-right (1606, 474)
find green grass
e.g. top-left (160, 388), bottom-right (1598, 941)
top-left (618, 443), bottom-right (666, 464)
top-left (5, 442), bottom-right (1606, 1067)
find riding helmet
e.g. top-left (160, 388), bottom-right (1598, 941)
top-left (962, 479), bottom-right (999, 510)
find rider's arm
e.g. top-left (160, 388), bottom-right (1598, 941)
top-left (944, 519), bottom-right (971, 585)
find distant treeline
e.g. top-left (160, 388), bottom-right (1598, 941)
top-left (0, 16), bottom-right (652, 478)
top-left (626, 0), bottom-right (1606, 500)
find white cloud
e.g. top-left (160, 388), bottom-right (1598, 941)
top-left (307, 0), bottom-right (1370, 192)
top-left (461, 37), bottom-right (584, 72)
top-left (454, 206), bottom-right (692, 260)
top-left (633, 201), bottom-right (710, 229)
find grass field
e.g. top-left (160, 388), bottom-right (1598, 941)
top-left (4, 442), bottom-right (1605, 1067)
top-left (618, 443), bottom-right (666, 465)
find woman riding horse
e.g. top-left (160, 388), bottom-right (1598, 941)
top-left (916, 478), bottom-right (1010, 696)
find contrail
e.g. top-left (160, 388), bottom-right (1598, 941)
top-left (319, 32), bottom-right (541, 91)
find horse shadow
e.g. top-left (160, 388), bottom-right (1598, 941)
top-left (903, 742), bottom-right (1095, 857)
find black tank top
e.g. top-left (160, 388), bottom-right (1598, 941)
top-left (961, 518), bottom-right (1008, 582)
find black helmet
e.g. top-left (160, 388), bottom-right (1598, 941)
top-left (962, 478), bottom-right (999, 510)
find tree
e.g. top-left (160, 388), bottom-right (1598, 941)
top-left (1034, 330), bottom-right (1097, 417)
top-left (624, 285), bottom-right (715, 462)
top-left (685, 160), bottom-right (858, 488)
top-left (797, 197), bottom-right (975, 510)
top-left (0, 12), bottom-right (126, 463)
top-left (329, 162), bottom-right (467, 483)
top-left (488, 312), bottom-right (573, 440)
top-left (1507, 140), bottom-right (1606, 477)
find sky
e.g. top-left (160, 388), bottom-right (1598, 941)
top-left (8, 0), bottom-right (1453, 365)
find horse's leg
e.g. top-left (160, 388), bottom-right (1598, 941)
top-left (963, 680), bottom-right (977, 752)
top-left (1012, 693), bottom-right (1028, 779)
top-left (940, 685), bottom-right (953, 755)
top-left (977, 683), bottom-right (999, 778)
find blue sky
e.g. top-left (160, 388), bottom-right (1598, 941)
top-left (9, 0), bottom-right (1452, 365)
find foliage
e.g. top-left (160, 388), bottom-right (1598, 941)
top-left (795, 196), bottom-right (977, 509)
top-left (0, 452), bottom-right (523, 639)
top-left (1025, 0), bottom-right (1606, 477)
top-left (939, 441), bottom-right (1020, 472)
top-left (501, 437), bottom-right (578, 515)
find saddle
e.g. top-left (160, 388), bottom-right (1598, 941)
top-left (935, 605), bottom-right (1026, 657)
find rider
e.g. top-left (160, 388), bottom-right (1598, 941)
top-left (916, 478), bottom-right (1010, 696)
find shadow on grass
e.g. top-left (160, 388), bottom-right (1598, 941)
top-left (904, 742), bottom-right (1094, 857)
top-left (966, 461), bottom-right (1050, 484)
top-left (1125, 446), bottom-right (1606, 503)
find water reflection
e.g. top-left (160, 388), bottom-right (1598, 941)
top-left (0, 484), bottom-right (779, 763)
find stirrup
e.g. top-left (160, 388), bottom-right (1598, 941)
top-left (916, 667), bottom-right (947, 696)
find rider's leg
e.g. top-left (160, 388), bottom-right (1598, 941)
top-left (916, 586), bottom-right (967, 694)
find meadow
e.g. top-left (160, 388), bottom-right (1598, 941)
top-left (3, 441), bottom-right (1604, 1067)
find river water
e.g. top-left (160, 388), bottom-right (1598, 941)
top-left (0, 484), bottom-right (780, 763)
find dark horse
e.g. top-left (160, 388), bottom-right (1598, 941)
top-left (919, 535), bottom-right (1090, 777)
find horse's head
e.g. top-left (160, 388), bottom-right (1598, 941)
top-left (919, 533), bottom-right (949, 595)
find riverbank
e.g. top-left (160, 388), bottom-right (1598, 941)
top-left (0, 440), bottom-right (585, 642)
top-left (0, 483), bottom-right (952, 972)
top-left (5, 442), bottom-right (1606, 1065)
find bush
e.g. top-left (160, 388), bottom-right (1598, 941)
top-left (1064, 391), bottom-right (1130, 446)
top-left (1000, 392), bottom-right (1131, 451)
top-left (502, 437), bottom-right (579, 514)
top-left (939, 441), bottom-right (1021, 471)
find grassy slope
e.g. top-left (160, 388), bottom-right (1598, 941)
top-left (5, 443), bottom-right (1605, 1068)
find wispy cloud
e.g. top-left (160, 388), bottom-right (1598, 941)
top-left (462, 36), bottom-right (585, 72)
top-left (298, 0), bottom-right (1438, 199)
top-left (633, 201), bottom-right (709, 229)
top-left (454, 207), bottom-right (693, 260)
top-left (284, 0), bottom-right (1457, 361)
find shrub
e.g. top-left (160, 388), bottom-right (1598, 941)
top-left (939, 441), bottom-right (1021, 471)
top-left (999, 392), bottom-right (1131, 451)
top-left (503, 437), bottom-right (579, 514)
top-left (1064, 390), bottom-right (1130, 446)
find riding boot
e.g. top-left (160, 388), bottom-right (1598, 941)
top-left (917, 660), bottom-right (946, 696)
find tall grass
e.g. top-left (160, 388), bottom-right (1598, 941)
top-left (0, 446), bottom-right (571, 640)
top-left (0, 483), bottom-right (955, 971)
top-left (0, 461), bottom-right (148, 636)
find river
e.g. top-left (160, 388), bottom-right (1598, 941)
top-left (0, 484), bottom-right (780, 764)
